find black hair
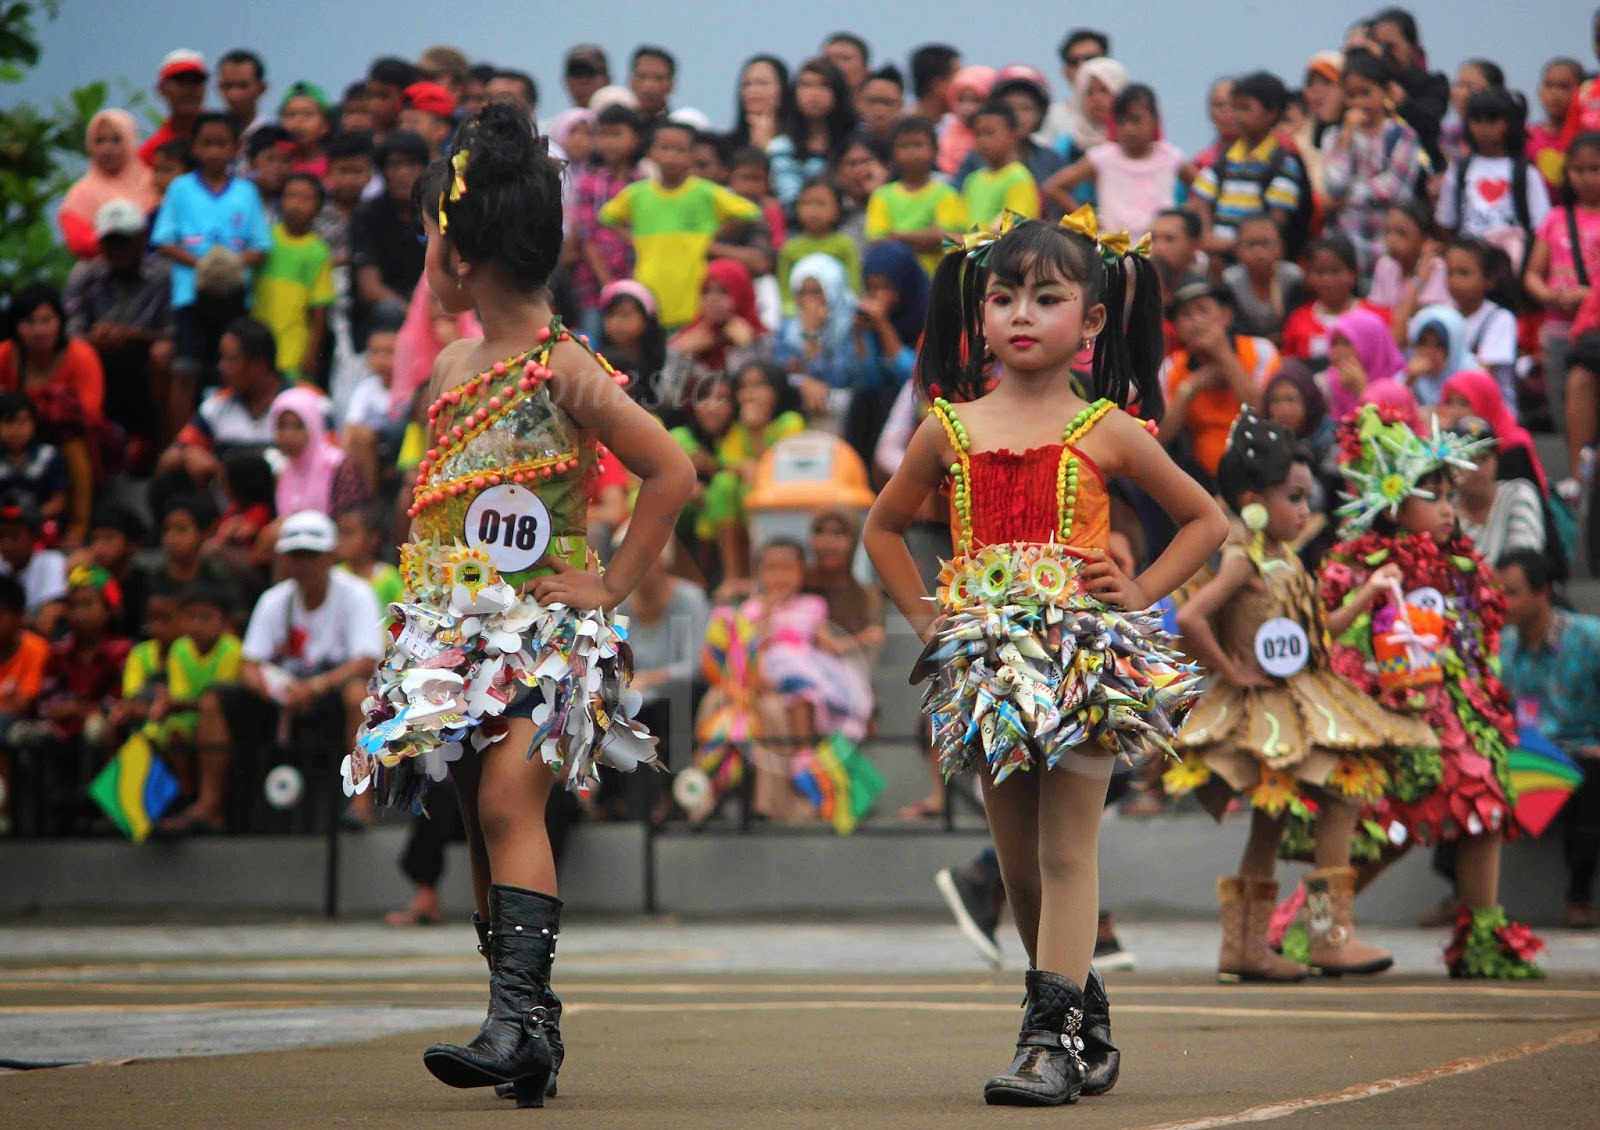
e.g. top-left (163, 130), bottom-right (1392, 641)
top-left (692, 129), bottom-right (733, 167)
top-left (1306, 233), bottom-right (1359, 274)
top-left (162, 490), bottom-right (219, 531)
top-left (755, 536), bottom-right (807, 566)
top-left (909, 44), bottom-right (960, 99)
top-left (90, 501), bottom-right (145, 543)
top-left (219, 49), bottom-right (265, 81)
top-left (1496, 547), bottom-right (1552, 592)
top-left (1465, 86), bottom-right (1528, 152)
top-left (600, 289), bottom-right (667, 389)
top-left (282, 171), bottom-right (326, 209)
top-left (1112, 83), bottom-right (1158, 122)
top-left (325, 130), bottom-right (375, 162)
top-left (597, 103), bottom-right (644, 135)
top-left (840, 129), bottom-right (891, 165)
top-left (731, 55), bottom-right (795, 150)
top-left (1386, 198), bottom-right (1438, 239)
top-left (865, 63), bottom-right (904, 92)
top-left (1461, 58), bottom-right (1506, 90)
top-left (796, 175), bottom-right (844, 213)
top-left (649, 119), bottom-right (697, 148)
top-left (972, 100), bottom-right (1017, 130)
top-left (631, 45), bottom-right (677, 78)
top-left (7, 283), bottom-right (67, 356)
top-left (1545, 56), bottom-right (1586, 86)
top-left (0, 391), bottom-right (35, 424)
top-left (246, 123), bottom-right (292, 160)
top-left (194, 110), bottom-right (242, 143)
top-left (0, 489), bottom-right (40, 531)
top-left (368, 56), bottom-right (421, 89)
top-left (335, 496), bottom-right (391, 533)
top-left (918, 219), bottom-right (1165, 417)
top-left (1371, 7), bottom-right (1420, 47)
top-left (224, 316), bottom-right (278, 367)
top-left (736, 357), bottom-right (803, 419)
top-left (220, 449), bottom-right (276, 510)
top-left (468, 62), bottom-right (496, 86)
top-left (1232, 71), bottom-right (1288, 118)
top-left (781, 56), bottom-right (856, 164)
top-left (1342, 48), bottom-right (1390, 88)
top-left (434, 101), bottom-right (565, 294)
top-left (891, 115), bottom-right (938, 147)
top-left (1157, 208), bottom-right (1202, 240)
top-left (0, 574), bottom-right (25, 615)
top-left (490, 69), bottom-right (538, 109)
top-left (1566, 132), bottom-right (1600, 205)
top-left (378, 129), bottom-right (431, 169)
top-left (153, 137), bottom-right (194, 169)
top-left (1216, 409), bottom-right (1309, 512)
top-left (1447, 236), bottom-right (1519, 308)
top-left (729, 145), bottom-right (770, 172)
top-left (1234, 211), bottom-right (1281, 237)
top-left (824, 32), bottom-right (870, 63)
top-left (342, 80), bottom-right (368, 105)
top-left (1369, 467), bottom-right (1449, 538)
top-left (180, 580), bottom-right (235, 617)
top-left (1059, 29), bottom-right (1111, 62)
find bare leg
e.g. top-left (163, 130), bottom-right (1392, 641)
top-left (1454, 832), bottom-right (1502, 910)
top-left (1034, 763), bottom-right (1112, 984)
top-left (473, 717), bottom-right (560, 897)
top-left (160, 689), bottom-right (229, 828)
top-left (1566, 364), bottom-right (1599, 481)
top-left (980, 768), bottom-right (1042, 968)
top-left (1239, 808), bottom-right (1286, 878)
top-left (1312, 799), bottom-right (1359, 869)
top-left (451, 747), bottom-right (491, 918)
top-left (341, 680), bottom-right (375, 825)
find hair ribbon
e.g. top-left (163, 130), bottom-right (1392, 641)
top-left (439, 148), bottom-right (469, 234)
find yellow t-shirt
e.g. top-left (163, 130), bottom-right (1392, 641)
top-left (864, 180), bottom-right (970, 275)
top-left (599, 177), bottom-right (760, 328)
top-left (961, 161), bottom-right (1041, 228)
top-left (253, 225), bottom-right (335, 378)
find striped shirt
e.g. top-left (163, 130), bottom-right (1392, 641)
top-left (1459, 478), bottom-right (1544, 568)
top-left (1191, 137), bottom-right (1303, 238)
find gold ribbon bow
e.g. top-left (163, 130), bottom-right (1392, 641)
top-left (942, 210), bottom-right (1022, 263)
top-left (439, 149), bottom-right (470, 234)
top-left (1058, 204), bottom-right (1151, 262)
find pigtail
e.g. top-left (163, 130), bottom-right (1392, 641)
top-left (916, 247), bottom-right (988, 404)
top-left (1090, 252), bottom-right (1165, 422)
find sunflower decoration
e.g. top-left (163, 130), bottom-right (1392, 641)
top-left (1335, 405), bottom-right (1489, 533)
top-left (1162, 752), bottom-right (1212, 795)
top-left (443, 544), bottom-right (497, 600)
top-left (1247, 768), bottom-right (1303, 817)
top-left (1326, 755), bottom-right (1391, 801)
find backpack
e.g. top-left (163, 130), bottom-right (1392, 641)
top-left (1212, 135), bottom-right (1318, 260)
top-left (1453, 153), bottom-right (1534, 239)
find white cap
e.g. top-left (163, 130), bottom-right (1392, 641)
top-left (159, 48), bottom-right (208, 81)
top-left (586, 84), bottom-right (639, 115)
top-left (276, 510), bottom-right (338, 554)
top-left (667, 106), bottom-right (712, 132)
top-left (94, 199), bottom-right (147, 239)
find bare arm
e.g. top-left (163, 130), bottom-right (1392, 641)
top-left (356, 265), bottom-right (406, 311)
top-left (864, 416), bottom-right (951, 641)
top-left (1522, 239), bottom-right (1556, 307)
top-left (1042, 156), bottom-right (1095, 212)
top-left (1325, 563), bottom-right (1403, 638)
top-left (1174, 551), bottom-right (1261, 684)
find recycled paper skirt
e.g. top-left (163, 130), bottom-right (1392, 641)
top-left (914, 543), bottom-right (1200, 784)
top-left (343, 545), bottom-right (657, 815)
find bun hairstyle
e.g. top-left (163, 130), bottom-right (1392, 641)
top-left (1216, 406), bottom-right (1306, 512)
top-left (916, 215), bottom-right (1165, 416)
top-left (431, 100), bottom-right (565, 293)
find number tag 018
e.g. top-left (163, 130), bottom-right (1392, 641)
top-left (1252, 616), bottom-right (1310, 679)
top-left (464, 483), bottom-right (552, 574)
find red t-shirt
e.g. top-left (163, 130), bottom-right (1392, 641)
top-left (1559, 78), bottom-right (1600, 153)
top-left (139, 119), bottom-right (188, 167)
top-left (1280, 299), bottom-right (1392, 362)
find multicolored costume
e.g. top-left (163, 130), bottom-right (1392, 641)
top-left (1320, 405), bottom-right (1543, 978)
top-left (345, 320), bottom-right (656, 813)
top-left (915, 396), bottom-right (1198, 782)
top-left (1166, 527), bottom-right (1436, 819)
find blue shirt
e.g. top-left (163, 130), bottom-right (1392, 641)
top-left (151, 172), bottom-right (272, 309)
top-left (1501, 611), bottom-right (1600, 752)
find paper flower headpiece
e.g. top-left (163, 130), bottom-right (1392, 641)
top-left (1335, 404), bottom-right (1490, 533)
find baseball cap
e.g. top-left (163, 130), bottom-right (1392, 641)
top-left (1166, 275), bottom-right (1231, 320)
top-left (159, 49), bottom-right (208, 82)
top-left (404, 81), bottom-right (457, 118)
top-left (95, 199), bottom-right (148, 240)
top-left (276, 510), bottom-right (338, 554)
top-left (280, 80), bottom-right (331, 113)
top-left (565, 45), bottom-right (608, 79)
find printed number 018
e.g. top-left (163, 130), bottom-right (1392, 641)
top-left (477, 509), bottom-right (541, 551)
top-left (463, 484), bottom-right (552, 574)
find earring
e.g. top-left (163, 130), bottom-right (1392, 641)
top-left (1241, 503), bottom-right (1268, 532)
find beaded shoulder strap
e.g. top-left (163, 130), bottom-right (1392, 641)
top-left (1056, 399), bottom-right (1114, 542)
top-left (929, 397), bottom-right (974, 555)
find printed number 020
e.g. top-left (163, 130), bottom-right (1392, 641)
top-left (476, 509), bottom-right (541, 551)
top-left (1261, 635), bottom-right (1302, 660)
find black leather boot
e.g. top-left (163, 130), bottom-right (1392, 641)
top-left (983, 969), bottom-right (1086, 1106)
top-left (1080, 967), bottom-right (1120, 1095)
top-left (425, 885), bottom-right (559, 1107)
top-left (482, 912), bottom-right (564, 1101)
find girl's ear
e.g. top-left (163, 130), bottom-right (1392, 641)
top-left (1080, 301), bottom-right (1108, 346)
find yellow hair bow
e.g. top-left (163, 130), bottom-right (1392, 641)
top-left (1058, 204), bottom-right (1099, 241)
top-left (941, 210), bottom-right (1021, 264)
top-left (438, 148), bottom-right (470, 234)
top-left (1058, 204), bottom-right (1149, 262)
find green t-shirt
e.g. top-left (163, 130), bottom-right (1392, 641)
top-left (776, 233), bottom-right (863, 314)
top-left (341, 561), bottom-right (405, 608)
top-left (961, 162), bottom-right (1041, 228)
top-left (254, 225), bottom-right (335, 378)
top-left (863, 181), bottom-right (970, 275)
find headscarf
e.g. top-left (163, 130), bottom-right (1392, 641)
top-left (862, 240), bottom-right (930, 344)
top-left (59, 110), bottom-right (158, 259)
top-left (936, 65), bottom-right (996, 176)
top-left (1070, 58), bottom-right (1130, 151)
top-left (270, 386), bottom-right (345, 516)
top-left (674, 259), bottom-right (765, 371)
top-left (1440, 370), bottom-right (1547, 491)
top-left (779, 254), bottom-right (857, 358)
top-left (1264, 360), bottom-right (1328, 441)
top-left (1404, 304), bottom-right (1469, 407)
top-left (549, 108), bottom-right (596, 227)
top-left (1361, 378), bottom-right (1419, 430)
top-left (390, 276), bottom-right (483, 414)
top-left (1330, 307), bottom-right (1405, 420)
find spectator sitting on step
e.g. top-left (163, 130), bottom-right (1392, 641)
top-left (0, 493), bottom-right (68, 636)
top-left (0, 574), bottom-right (48, 834)
top-left (0, 394), bottom-right (67, 531)
top-left (204, 449), bottom-right (278, 597)
top-left (68, 503), bottom-right (147, 636)
top-left (35, 564), bottom-right (131, 750)
top-left (162, 511), bottom-right (380, 834)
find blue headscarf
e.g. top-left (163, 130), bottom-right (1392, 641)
top-left (862, 240), bottom-right (931, 344)
top-left (1405, 304), bottom-right (1469, 407)
top-left (775, 254), bottom-right (858, 388)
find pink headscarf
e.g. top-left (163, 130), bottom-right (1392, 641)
top-left (1330, 307), bottom-right (1406, 420)
top-left (59, 109), bottom-right (158, 259)
top-left (936, 65), bottom-right (996, 176)
top-left (1361, 379), bottom-right (1420, 430)
top-left (390, 276), bottom-right (483, 414)
top-left (1440, 370), bottom-right (1547, 491)
top-left (270, 386), bottom-right (346, 516)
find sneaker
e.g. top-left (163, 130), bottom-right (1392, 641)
top-left (1093, 913), bottom-right (1138, 971)
top-left (935, 866), bottom-right (1003, 969)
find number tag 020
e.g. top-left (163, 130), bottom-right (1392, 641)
top-left (1252, 616), bottom-right (1310, 679)
top-left (463, 483), bottom-right (552, 574)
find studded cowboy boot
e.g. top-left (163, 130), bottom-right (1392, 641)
top-left (1304, 866), bottom-right (1394, 976)
top-left (983, 969), bottom-right (1086, 1106)
top-left (1079, 967), bottom-right (1120, 1096)
top-left (425, 885), bottom-right (559, 1107)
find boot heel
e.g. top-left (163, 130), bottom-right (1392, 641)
top-left (513, 1070), bottom-right (551, 1108)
